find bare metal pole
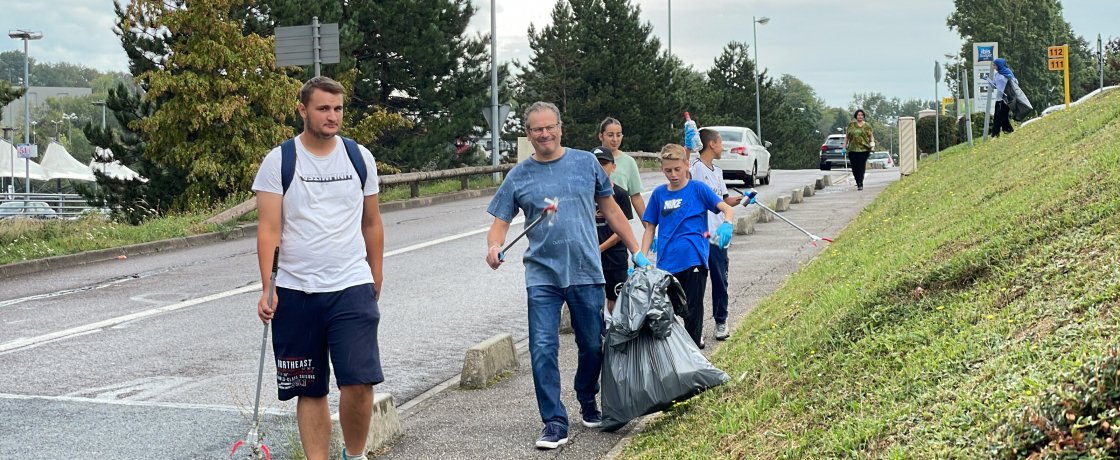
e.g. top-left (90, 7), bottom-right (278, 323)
top-left (312, 17), bottom-right (321, 77)
top-left (490, 0), bottom-right (500, 182)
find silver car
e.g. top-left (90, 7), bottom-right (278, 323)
top-left (709, 126), bottom-right (772, 186)
top-left (0, 201), bottom-right (59, 220)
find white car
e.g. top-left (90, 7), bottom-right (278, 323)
top-left (708, 126), bottom-right (772, 186)
top-left (868, 151), bottom-right (894, 168)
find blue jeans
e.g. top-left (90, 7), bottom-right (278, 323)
top-left (708, 244), bottom-right (729, 324)
top-left (526, 284), bottom-right (604, 429)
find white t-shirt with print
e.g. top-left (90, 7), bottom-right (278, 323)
top-left (252, 136), bottom-right (380, 293)
top-left (689, 158), bottom-right (728, 234)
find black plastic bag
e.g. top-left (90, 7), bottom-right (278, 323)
top-left (600, 268), bottom-right (730, 432)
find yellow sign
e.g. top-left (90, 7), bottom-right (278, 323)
top-left (1048, 59), bottom-right (1066, 71)
top-left (1047, 46), bottom-right (1065, 58)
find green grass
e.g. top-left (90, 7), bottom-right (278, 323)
top-left (621, 91), bottom-right (1120, 459)
top-left (0, 211), bottom-right (222, 265)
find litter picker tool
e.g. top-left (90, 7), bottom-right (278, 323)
top-left (230, 247), bottom-right (279, 460)
top-left (732, 188), bottom-right (833, 246)
top-left (498, 197), bottom-right (558, 261)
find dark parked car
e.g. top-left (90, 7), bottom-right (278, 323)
top-left (819, 134), bottom-right (848, 170)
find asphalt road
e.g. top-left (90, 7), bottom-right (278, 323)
top-left (0, 167), bottom-right (862, 459)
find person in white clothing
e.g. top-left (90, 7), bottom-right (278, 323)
top-left (689, 128), bottom-right (743, 340)
top-left (252, 76), bottom-right (384, 460)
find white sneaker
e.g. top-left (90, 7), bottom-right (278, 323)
top-left (715, 323), bottom-right (730, 340)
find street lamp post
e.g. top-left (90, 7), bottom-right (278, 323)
top-left (62, 113), bottom-right (77, 146)
top-left (752, 16), bottom-right (769, 142)
top-left (9, 29), bottom-right (43, 200)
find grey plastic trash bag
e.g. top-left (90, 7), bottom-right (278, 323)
top-left (600, 268), bottom-right (730, 432)
top-left (606, 267), bottom-right (685, 348)
top-left (1004, 78), bottom-right (1033, 121)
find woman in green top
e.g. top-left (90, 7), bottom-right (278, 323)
top-left (842, 109), bottom-right (876, 190)
top-left (599, 117), bottom-right (646, 218)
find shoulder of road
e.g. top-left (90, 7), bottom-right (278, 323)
top-left (5, 167), bottom-right (895, 459)
top-left (364, 169), bottom-right (891, 459)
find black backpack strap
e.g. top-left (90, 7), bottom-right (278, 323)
top-left (280, 138), bottom-right (297, 195)
top-left (341, 137), bottom-right (368, 189)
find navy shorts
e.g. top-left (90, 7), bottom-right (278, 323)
top-left (271, 283), bottom-right (383, 401)
top-left (603, 268), bottom-right (628, 301)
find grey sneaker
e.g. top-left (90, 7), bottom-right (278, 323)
top-left (715, 322), bottom-right (730, 340)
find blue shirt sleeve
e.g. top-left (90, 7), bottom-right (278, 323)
top-left (699, 182), bottom-right (723, 213)
top-left (486, 173), bottom-right (519, 222)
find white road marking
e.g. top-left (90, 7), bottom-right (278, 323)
top-left (0, 221), bottom-right (525, 354)
top-left (0, 392), bottom-right (291, 416)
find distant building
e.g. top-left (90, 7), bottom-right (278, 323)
top-left (3, 86), bottom-right (92, 126)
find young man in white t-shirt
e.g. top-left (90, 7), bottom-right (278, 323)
top-left (252, 76), bottom-right (384, 460)
top-left (688, 128), bottom-right (743, 341)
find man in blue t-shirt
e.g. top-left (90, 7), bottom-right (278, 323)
top-left (642, 143), bottom-right (735, 349)
top-left (485, 102), bottom-right (652, 450)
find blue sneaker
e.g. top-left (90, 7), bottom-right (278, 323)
top-left (580, 401), bottom-right (602, 428)
top-left (535, 424), bottom-right (569, 449)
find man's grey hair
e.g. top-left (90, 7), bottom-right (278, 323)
top-left (523, 101), bottom-right (562, 128)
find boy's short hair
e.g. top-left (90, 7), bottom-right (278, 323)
top-left (659, 143), bottom-right (687, 162)
top-left (699, 128), bottom-right (720, 151)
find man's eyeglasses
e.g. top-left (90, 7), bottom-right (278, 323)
top-left (528, 124), bottom-right (561, 136)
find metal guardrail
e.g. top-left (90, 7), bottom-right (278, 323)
top-left (381, 163), bottom-right (515, 198)
top-left (0, 193), bottom-right (94, 219)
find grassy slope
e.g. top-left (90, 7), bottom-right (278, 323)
top-left (622, 91), bottom-right (1120, 458)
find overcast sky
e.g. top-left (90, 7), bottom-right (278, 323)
top-left (3, 0), bottom-right (1116, 108)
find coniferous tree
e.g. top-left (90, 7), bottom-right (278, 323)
top-left (255, 0), bottom-right (490, 170)
top-left (947, 0), bottom-right (1096, 111)
top-left (517, 0), bottom-right (675, 152)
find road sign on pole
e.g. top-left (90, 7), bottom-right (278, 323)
top-left (1047, 44), bottom-right (1071, 108)
top-left (275, 18), bottom-right (340, 77)
top-left (481, 104), bottom-right (511, 131)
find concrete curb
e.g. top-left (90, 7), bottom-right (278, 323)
top-left (0, 223), bottom-right (259, 279)
top-left (459, 333), bottom-right (519, 389)
top-left (331, 392), bottom-right (401, 455)
top-left (734, 207), bottom-right (760, 235)
top-left (775, 195), bottom-right (792, 212)
top-left (803, 184), bottom-right (815, 197)
top-left (790, 187), bottom-right (804, 204)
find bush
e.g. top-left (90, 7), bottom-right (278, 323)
top-left (994, 350), bottom-right (1120, 458)
top-left (915, 114), bottom-right (958, 153)
top-left (956, 113), bottom-right (987, 144)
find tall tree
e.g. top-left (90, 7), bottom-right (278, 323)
top-left (0, 81), bottom-right (25, 124)
top-left (130, 0), bottom-right (303, 204)
top-left (947, 0), bottom-right (1096, 112)
top-left (516, 0), bottom-right (675, 152)
top-left (253, 0), bottom-right (490, 170)
top-left (81, 0), bottom-right (188, 224)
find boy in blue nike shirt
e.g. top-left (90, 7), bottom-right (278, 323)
top-left (641, 143), bottom-right (735, 348)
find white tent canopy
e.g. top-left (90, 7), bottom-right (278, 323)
top-left (0, 139), bottom-right (50, 181)
top-left (90, 147), bottom-right (147, 183)
top-left (41, 142), bottom-right (96, 182)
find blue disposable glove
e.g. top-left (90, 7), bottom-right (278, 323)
top-left (632, 251), bottom-right (652, 268)
top-left (840, 148), bottom-right (848, 155)
top-left (650, 236), bottom-right (658, 253)
top-left (716, 222), bottom-right (733, 248)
